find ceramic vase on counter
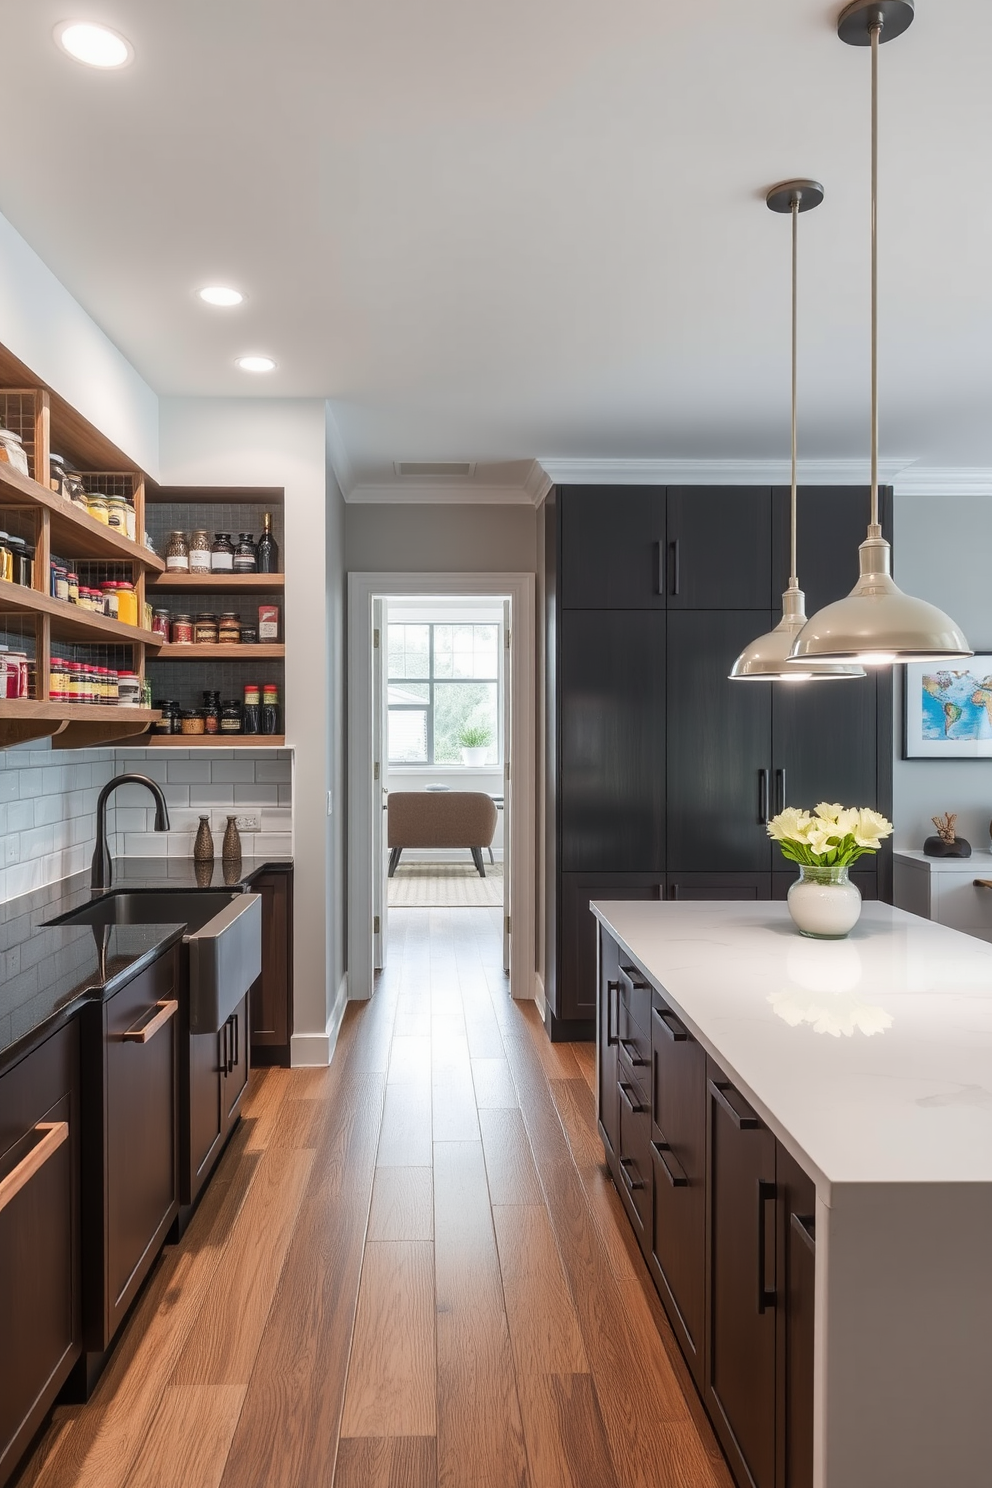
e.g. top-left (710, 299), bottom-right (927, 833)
top-left (787, 865), bottom-right (862, 940)
top-left (193, 815), bottom-right (214, 865)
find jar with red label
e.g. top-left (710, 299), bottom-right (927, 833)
top-left (152, 608), bottom-right (170, 639)
top-left (171, 612), bottom-right (194, 644)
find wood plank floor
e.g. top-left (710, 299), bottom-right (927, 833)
top-left (19, 907), bottom-right (733, 1488)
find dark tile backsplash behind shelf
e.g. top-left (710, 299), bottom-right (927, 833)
top-left (145, 658), bottom-right (285, 713)
top-left (145, 503), bottom-right (285, 559)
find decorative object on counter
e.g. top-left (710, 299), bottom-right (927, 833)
top-left (788, 2), bottom-right (971, 670)
top-left (193, 815), bottom-right (215, 865)
top-left (730, 179), bottom-right (863, 683)
top-left (458, 723), bottom-right (491, 765)
top-left (261, 682), bottom-right (279, 734)
top-left (255, 510), bottom-right (278, 572)
top-left (242, 682), bottom-right (260, 734)
top-left (234, 533), bottom-right (257, 573)
top-left (210, 532), bottom-right (234, 572)
top-left (924, 812), bottom-right (971, 858)
top-left (0, 423), bottom-right (30, 476)
top-left (189, 529), bottom-right (211, 572)
top-left (221, 698), bottom-right (242, 734)
top-left (904, 658), bottom-right (992, 758)
top-left (768, 801), bottom-right (893, 938)
top-left (166, 530), bottom-right (190, 571)
top-left (223, 815), bottom-right (242, 868)
top-left (218, 612), bottom-right (241, 645)
top-left (258, 603), bottom-right (279, 641)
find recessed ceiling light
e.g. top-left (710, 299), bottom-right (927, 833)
top-left (236, 355), bottom-right (276, 373)
top-left (198, 286), bottom-right (245, 308)
top-left (56, 21), bottom-right (133, 68)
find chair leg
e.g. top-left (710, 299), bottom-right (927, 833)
top-left (488, 846), bottom-right (495, 864)
top-left (388, 847), bottom-right (402, 877)
top-left (471, 846), bottom-right (486, 878)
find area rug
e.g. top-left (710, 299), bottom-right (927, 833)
top-left (388, 862), bottom-right (504, 907)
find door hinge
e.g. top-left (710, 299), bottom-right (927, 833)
top-left (505, 629), bottom-right (511, 648)
top-left (374, 761), bottom-right (379, 781)
top-left (374, 915), bottom-right (380, 934)
top-left (504, 915), bottom-right (511, 935)
top-left (373, 627), bottom-right (380, 648)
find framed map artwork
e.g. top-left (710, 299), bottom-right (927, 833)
top-left (904, 657), bottom-right (992, 758)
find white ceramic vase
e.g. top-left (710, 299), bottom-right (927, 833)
top-left (787, 865), bottom-right (862, 940)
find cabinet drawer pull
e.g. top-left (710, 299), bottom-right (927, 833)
top-left (652, 1005), bottom-right (688, 1042)
top-left (651, 1138), bottom-right (688, 1188)
top-left (709, 1078), bottom-right (760, 1130)
top-left (618, 1081), bottom-right (646, 1115)
top-left (619, 1157), bottom-right (645, 1192)
top-left (0, 1122), bottom-right (69, 1215)
top-left (606, 979), bottom-right (620, 1048)
top-left (758, 768), bottom-right (769, 825)
top-left (791, 1211), bottom-right (816, 1254)
top-left (122, 999), bottom-right (179, 1044)
top-left (619, 964), bottom-right (649, 991)
top-left (619, 1037), bottom-right (649, 1069)
top-left (757, 1178), bottom-right (777, 1314)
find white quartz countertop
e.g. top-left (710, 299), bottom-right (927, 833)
top-left (591, 900), bottom-right (992, 1194)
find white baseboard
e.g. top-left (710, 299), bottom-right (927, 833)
top-left (290, 974), bottom-right (349, 1066)
top-left (531, 971), bottom-right (546, 1012)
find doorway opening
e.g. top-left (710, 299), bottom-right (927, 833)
top-left (347, 572), bottom-right (536, 1003)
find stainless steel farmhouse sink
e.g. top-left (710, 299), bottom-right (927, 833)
top-left (47, 890), bottom-right (262, 1034)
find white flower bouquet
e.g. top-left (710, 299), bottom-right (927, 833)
top-left (767, 802), bottom-right (893, 868)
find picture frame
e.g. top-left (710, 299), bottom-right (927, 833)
top-left (904, 657), bottom-right (992, 758)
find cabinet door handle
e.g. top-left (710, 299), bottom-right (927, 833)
top-left (709, 1078), bottom-right (760, 1130)
top-left (651, 1138), bottom-right (689, 1188)
top-left (619, 1156), bottom-right (645, 1193)
top-left (757, 1178), bottom-right (777, 1314)
top-left (619, 1037), bottom-right (649, 1069)
top-left (122, 999), bottom-right (179, 1044)
top-left (758, 768), bottom-right (769, 825)
top-left (232, 1012), bottom-right (239, 1070)
top-left (652, 1005), bottom-right (688, 1042)
top-left (775, 767), bottom-right (786, 815)
top-left (220, 1020), bottom-right (229, 1076)
top-left (669, 539), bottom-right (681, 596)
top-left (655, 539), bottom-right (665, 597)
top-left (618, 1081), bottom-right (646, 1115)
top-left (0, 1122), bottom-right (69, 1216)
top-left (606, 979), bottom-right (620, 1048)
top-left (619, 964), bottom-right (649, 991)
top-left (791, 1211), bottom-right (816, 1254)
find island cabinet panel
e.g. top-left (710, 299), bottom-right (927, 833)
top-left (559, 872), bottom-right (663, 1029)
top-left (597, 932), bottom-right (621, 1162)
top-left (667, 488), bottom-right (774, 610)
top-left (649, 992), bottom-right (706, 1387)
top-left (776, 1146), bottom-right (816, 1488)
top-left (668, 872), bottom-right (771, 901)
top-left (559, 485), bottom-right (666, 610)
top-left (249, 869), bottom-right (293, 1064)
top-left (0, 1022), bottom-right (80, 1488)
top-left (616, 1059), bottom-right (651, 1248)
top-left (706, 1065), bottom-right (778, 1488)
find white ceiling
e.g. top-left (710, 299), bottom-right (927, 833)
top-left (2, 0), bottom-right (991, 491)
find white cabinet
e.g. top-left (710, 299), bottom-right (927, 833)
top-left (893, 850), bottom-right (992, 944)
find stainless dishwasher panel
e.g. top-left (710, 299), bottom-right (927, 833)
top-left (186, 893), bottom-right (262, 1033)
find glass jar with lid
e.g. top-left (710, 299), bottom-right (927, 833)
top-left (0, 533), bottom-right (13, 582)
top-left (220, 699), bottom-right (242, 734)
top-left (86, 492), bottom-right (110, 525)
top-left (171, 612), bottom-right (194, 644)
top-left (166, 531), bottom-right (190, 572)
top-left (0, 426), bottom-right (30, 478)
top-left (106, 494), bottom-right (128, 532)
top-left (202, 690), bottom-right (221, 735)
top-left (154, 700), bottom-right (180, 734)
top-left (151, 608), bottom-right (170, 639)
top-left (180, 709), bottom-right (206, 736)
top-left (101, 583), bottom-right (119, 620)
top-left (189, 530), bottom-right (211, 573)
top-left (67, 471), bottom-right (89, 511)
top-left (210, 533), bottom-right (234, 572)
top-left (116, 581), bottom-right (138, 627)
top-left (234, 534), bottom-right (257, 573)
top-left (218, 612), bottom-right (241, 645)
top-left (194, 612), bottom-right (219, 645)
top-left (49, 453), bottom-right (70, 499)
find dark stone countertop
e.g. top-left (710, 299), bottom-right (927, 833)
top-left (0, 855), bottom-right (293, 1075)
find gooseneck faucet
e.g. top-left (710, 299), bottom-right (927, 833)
top-left (91, 773), bottom-right (170, 890)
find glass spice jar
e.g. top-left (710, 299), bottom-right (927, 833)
top-left (86, 493), bottom-right (110, 525)
top-left (49, 453), bottom-right (70, 499)
top-left (0, 426), bottom-right (30, 477)
top-left (116, 581), bottom-right (138, 627)
top-left (154, 700), bottom-right (180, 734)
top-left (194, 612), bottom-right (219, 645)
top-left (151, 608), bottom-right (171, 639)
top-left (124, 499), bottom-right (137, 542)
top-left (233, 533), bottom-right (257, 573)
top-left (171, 612), bottom-right (194, 644)
top-left (189, 530), bottom-right (211, 573)
top-left (210, 533), bottom-right (234, 573)
top-left (118, 672), bottom-right (141, 707)
top-left (66, 570), bottom-right (79, 604)
top-left (180, 709), bottom-right (206, 736)
top-left (101, 583), bottom-right (119, 620)
top-left (220, 699), bottom-right (242, 734)
top-left (0, 533), bottom-right (12, 582)
top-left (166, 531), bottom-right (190, 572)
top-left (106, 495), bottom-right (128, 532)
top-left (218, 612), bottom-right (241, 645)
top-left (239, 624), bottom-right (257, 645)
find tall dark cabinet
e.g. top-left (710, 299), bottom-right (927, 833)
top-left (545, 484), bottom-right (893, 1039)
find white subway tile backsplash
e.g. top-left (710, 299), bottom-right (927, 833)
top-left (7, 799), bottom-right (32, 833)
top-left (191, 784), bottom-right (233, 807)
top-left (254, 759), bottom-right (292, 783)
top-left (166, 759), bottom-right (212, 784)
top-left (210, 761), bottom-right (256, 784)
top-left (234, 784), bottom-right (277, 806)
top-left (0, 772), bottom-right (19, 803)
top-left (123, 832), bottom-right (169, 857)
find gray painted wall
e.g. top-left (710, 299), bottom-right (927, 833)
top-left (326, 454), bottom-right (347, 1005)
top-left (345, 503), bottom-right (538, 574)
top-left (892, 492), bottom-right (992, 851)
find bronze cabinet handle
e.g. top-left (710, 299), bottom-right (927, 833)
top-left (122, 999), bottom-right (179, 1043)
top-left (0, 1122), bottom-right (69, 1215)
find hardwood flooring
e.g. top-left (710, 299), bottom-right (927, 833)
top-left (19, 907), bottom-right (732, 1488)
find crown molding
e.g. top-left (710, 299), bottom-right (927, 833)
top-left (891, 468), bottom-right (992, 497)
top-left (536, 456), bottom-right (917, 486)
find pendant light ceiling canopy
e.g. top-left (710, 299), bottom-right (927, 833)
top-left (788, 0), bottom-right (972, 668)
top-left (730, 180), bottom-right (863, 682)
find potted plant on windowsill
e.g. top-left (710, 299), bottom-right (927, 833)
top-left (458, 724), bottom-right (492, 766)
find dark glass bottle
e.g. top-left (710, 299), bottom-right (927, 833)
top-left (242, 682), bottom-right (260, 735)
top-left (261, 682), bottom-right (279, 735)
top-left (202, 690), bottom-right (221, 735)
top-left (220, 699), bottom-right (242, 735)
top-left (255, 511), bottom-right (279, 573)
top-left (234, 533), bottom-right (257, 573)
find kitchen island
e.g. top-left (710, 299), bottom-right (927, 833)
top-left (591, 898), bottom-right (992, 1488)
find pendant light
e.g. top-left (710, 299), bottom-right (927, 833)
top-left (788, 0), bottom-right (971, 667)
top-left (730, 181), bottom-right (864, 681)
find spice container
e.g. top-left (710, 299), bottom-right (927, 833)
top-left (202, 690), bottom-right (221, 735)
top-left (154, 701), bottom-right (180, 734)
top-left (107, 495), bottom-right (128, 532)
top-left (194, 612), bottom-right (219, 645)
top-left (101, 583), bottom-right (119, 620)
top-left (52, 565), bottom-right (69, 602)
top-left (116, 581), bottom-right (138, 627)
top-left (8, 537), bottom-right (27, 587)
top-left (258, 604), bottom-right (280, 641)
top-left (49, 655), bottom-right (67, 702)
top-left (242, 682), bottom-right (260, 735)
top-left (6, 651), bottom-right (29, 699)
top-left (210, 533), bottom-right (234, 572)
top-left (124, 499), bottom-right (137, 542)
top-left (66, 569), bottom-right (78, 603)
top-left (218, 612), bottom-right (241, 645)
top-left (239, 624), bottom-right (257, 645)
top-left (50, 453), bottom-right (70, 498)
top-left (220, 699), bottom-right (242, 734)
top-left (234, 533), bottom-right (257, 573)
top-left (67, 471), bottom-right (89, 510)
top-left (261, 683), bottom-right (280, 734)
top-left (180, 709), bottom-right (206, 736)
top-left (0, 533), bottom-right (12, 583)
top-left (171, 612), bottom-right (194, 644)
top-left (0, 426), bottom-right (30, 478)
top-left (166, 531), bottom-right (190, 572)
top-left (189, 530), bottom-right (211, 573)
top-left (86, 493), bottom-right (110, 525)
top-left (151, 608), bottom-right (171, 640)
top-left (117, 672), bottom-right (141, 707)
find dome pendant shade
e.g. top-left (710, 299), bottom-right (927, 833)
top-left (788, 533), bottom-right (972, 665)
top-left (730, 586), bottom-right (864, 680)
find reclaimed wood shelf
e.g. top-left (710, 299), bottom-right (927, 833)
top-left (151, 644), bottom-right (284, 661)
top-left (0, 579), bottom-right (161, 648)
top-left (147, 734), bottom-right (286, 748)
top-left (0, 465), bottom-right (164, 570)
top-left (0, 701), bottom-right (159, 750)
top-left (147, 573), bottom-right (284, 594)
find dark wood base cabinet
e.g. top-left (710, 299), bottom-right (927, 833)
top-left (249, 868), bottom-right (293, 1065)
top-left (181, 992), bottom-right (249, 1232)
top-left (597, 928), bottom-right (814, 1488)
top-left (0, 1023), bottom-right (81, 1488)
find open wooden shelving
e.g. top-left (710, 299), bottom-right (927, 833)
top-left (147, 573), bottom-right (284, 595)
top-left (0, 465), bottom-right (164, 571)
top-left (147, 734), bottom-right (286, 748)
top-left (0, 578), bottom-right (161, 648)
top-left (0, 701), bottom-right (160, 750)
top-left (152, 643), bottom-right (284, 662)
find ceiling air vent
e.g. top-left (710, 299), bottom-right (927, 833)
top-left (394, 461), bottom-right (476, 478)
